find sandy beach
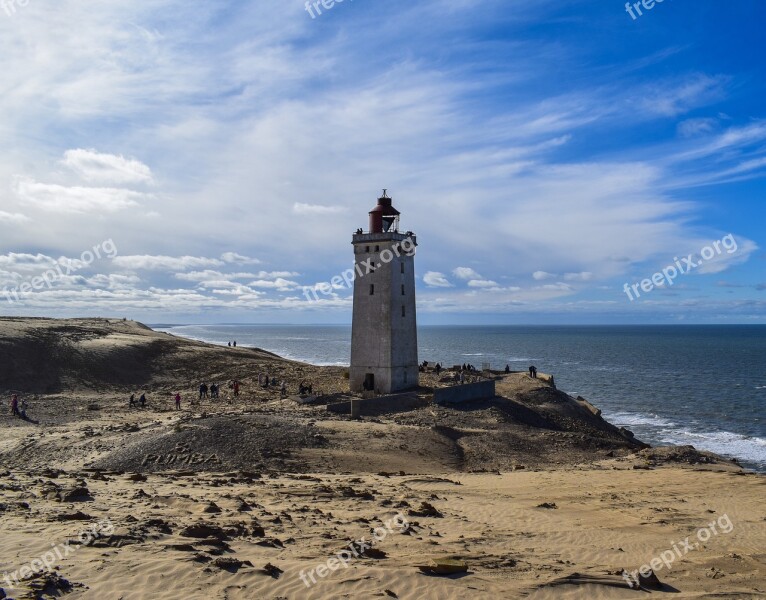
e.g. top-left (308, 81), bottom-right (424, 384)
top-left (1, 318), bottom-right (764, 599)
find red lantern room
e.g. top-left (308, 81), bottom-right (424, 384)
top-left (368, 189), bottom-right (400, 234)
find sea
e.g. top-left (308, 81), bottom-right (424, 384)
top-left (154, 324), bottom-right (766, 473)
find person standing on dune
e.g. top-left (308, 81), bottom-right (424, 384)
top-left (175, 393), bottom-right (181, 410)
top-left (10, 394), bottom-right (19, 417)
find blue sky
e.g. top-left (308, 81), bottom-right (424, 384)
top-left (0, 0), bottom-right (763, 324)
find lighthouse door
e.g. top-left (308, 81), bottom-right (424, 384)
top-left (363, 373), bottom-right (375, 392)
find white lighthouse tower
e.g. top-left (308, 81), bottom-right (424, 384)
top-left (350, 191), bottom-right (418, 394)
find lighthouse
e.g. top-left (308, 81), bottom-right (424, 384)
top-left (350, 191), bottom-right (418, 394)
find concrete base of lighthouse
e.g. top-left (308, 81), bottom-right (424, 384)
top-left (349, 365), bottom-right (419, 395)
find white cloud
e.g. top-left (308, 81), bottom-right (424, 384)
top-left (467, 279), bottom-right (499, 288)
top-left (677, 118), bottom-right (717, 138)
top-left (61, 149), bottom-right (153, 185)
top-left (638, 74), bottom-right (727, 118)
top-left (293, 203), bottom-right (344, 215)
top-left (14, 178), bottom-right (149, 214)
top-left (453, 267), bottom-right (482, 280)
top-left (175, 270), bottom-right (257, 282)
top-left (423, 271), bottom-right (453, 288)
top-left (563, 271), bottom-right (594, 281)
top-left (221, 252), bottom-right (261, 265)
top-left (255, 271), bottom-right (300, 279)
top-left (540, 282), bottom-right (574, 292)
top-left (0, 253), bottom-right (57, 271)
top-left (174, 270), bottom-right (301, 289)
top-left (0, 211), bottom-right (30, 224)
top-left (113, 255), bottom-right (224, 271)
top-left (533, 271), bottom-right (556, 281)
top-left (248, 278), bottom-right (300, 291)
top-left (85, 273), bottom-right (142, 289)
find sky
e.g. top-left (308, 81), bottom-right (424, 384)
top-left (0, 0), bottom-right (764, 325)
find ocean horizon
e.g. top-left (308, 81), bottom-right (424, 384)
top-left (154, 323), bottom-right (766, 473)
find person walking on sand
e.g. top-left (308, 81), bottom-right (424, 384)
top-left (175, 393), bottom-right (181, 410)
top-left (233, 380), bottom-right (240, 397)
top-left (19, 398), bottom-right (28, 419)
top-left (139, 393), bottom-right (147, 408)
top-left (505, 364), bottom-right (510, 373)
top-left (129, 393), bottom-right (137, 408)
top-left (280, 381), bottom-right (287, 398)
top-left (10, 394), bottom-right (19, 417)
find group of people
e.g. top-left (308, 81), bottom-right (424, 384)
top-left (127, 374), bottom-right (303, 413)
top-left (422, 361), bottom-right (539, 381)
top-left (129, 393), bottom-right (147, 408)
top-left (200, 380), bottom-right (239, 399)
top-left (9, 394), bottom-right (29, 419)
top-left (420, 361), bottom-right (444, 375)
top-left (256, 375), bottom-right (290, 398)
top-left (227, 341), bottom-right (237, 347)
top-left (198, 383), bottom-right (221, 399)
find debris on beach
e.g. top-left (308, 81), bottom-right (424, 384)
top-left (416, 557), bottom-right (469, 575)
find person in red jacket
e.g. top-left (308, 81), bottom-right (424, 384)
top-left (10, 394), bottom-right (19, 416)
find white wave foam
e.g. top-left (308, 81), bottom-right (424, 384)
top-left (659, 429), bottom-right (766, 466)
top-left (608, 410), bottom-right (766, 467)
top-left (605, 411), bottom-right (678, 429)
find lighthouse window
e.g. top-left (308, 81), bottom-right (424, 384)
top-left (401, 284), bottom-right (405, 296)
top-left (401, 305), bottom-right (406, 317)
top-left (400, 263), bottom-right (405, 274)
top-left (375, 245), bottom-right (380, 252)
top-left (369, 284), bottom-right (375, 295)
top-left (365, 246), bottom-right (370, 253)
